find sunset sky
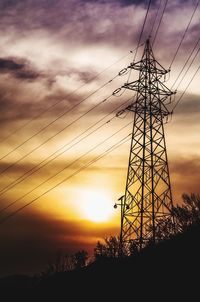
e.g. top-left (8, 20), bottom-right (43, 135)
top-left (0, 0), bottom-right (199, 277)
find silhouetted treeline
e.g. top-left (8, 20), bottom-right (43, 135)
top-left (41, 249), bottom-right (88, 276)
top-left (0, 193), bottom-right (200, 300)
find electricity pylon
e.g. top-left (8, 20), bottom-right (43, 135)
top-left (115, 39), bottom-right (175, 252)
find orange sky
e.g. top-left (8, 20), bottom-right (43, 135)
top-left (0, 0), bottom-right (199, 276)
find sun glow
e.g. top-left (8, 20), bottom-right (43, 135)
top-left (81, 190), bottom-right (114, 222)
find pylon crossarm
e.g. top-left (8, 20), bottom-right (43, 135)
top-left (128, 60), bottom-right (169, 76)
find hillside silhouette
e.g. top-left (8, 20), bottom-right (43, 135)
top-left (1, 222), bottom-right (200, 300)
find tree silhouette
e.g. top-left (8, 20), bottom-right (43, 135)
top-left (42, 249), bottom-right (88, 276)
top-left (94, 236), bottom-right (121, 259)
top-left (73, 250), bottom-right (88, 269)
top-left (42, 252), bottom-right (75, 276)
top-left (152, 193), bottom-right (200, 241)
top-left (173, 193), bottom-right (200, 231)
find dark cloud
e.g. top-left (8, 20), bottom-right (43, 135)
top-left (0, 0), bottom-right (138, 47)
top-left (0, 0), bottom-right (196, 44)
top-left (0, 161), bottom-right (47, 178)
top-left (68, 69), bottom-right (98, 84)
top-left (171, 156), bottom-right (200, 175)
top-left (0, 95), bottom-right (43, 125)
top-left (0, 58), bottom-right (23, 71)
top-left (170, 93), bottom-right (200, 117)
top-left (83, 0), bottom-right (153, 6)
top-left (0, 0), bottom-right (76, 32)
top-left (0, 58), bottom-right (41, 81)
top-left (0, 0), bottom-right (195, 61)
top-left (118, 0), bottom-right (157, 7)
top-left (52, 67), bottom-right (99, 86)
top-left (170, 156), bottom-right (200, 202)
top-left (0, 80), bottom-right (82, 127)
top-left (0, 156), bottom-right (84, 188)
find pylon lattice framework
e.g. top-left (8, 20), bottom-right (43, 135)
top-left (119, 39), bottom-right (175, 251)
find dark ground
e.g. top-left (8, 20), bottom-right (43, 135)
top-left (1, 224), bottom-right (200, 301)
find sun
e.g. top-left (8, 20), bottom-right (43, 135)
top-left (80, 190), bottom-right (114, 222)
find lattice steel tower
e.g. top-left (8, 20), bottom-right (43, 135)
top-left (117, 39), bottom-right (175, 251)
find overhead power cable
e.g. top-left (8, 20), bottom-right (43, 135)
top-left (0, 134), bottom-right (131, 225)
top-left (172, 63), bottom-right (200, 112)
top-left (0, 121), bottom-right (132, 215)
top-left (133, 0), bottom-right (152, 62)
top-left (0, 46), bottom-right (144, 173)
top-left (171, 37), bottom-right (200, 90)
top-left (0, 77), bottom-right (117, 162)
top-left (0, 92), bottom-right (116, 176)
top-left (149, 0), bottom-right (162, 37)
top-left (175, 47), bottom-right (200, 91)
top-left (152, 0), bottom-right (169, 46)
top-left (0, 50), bottom-right (132, 144)
top-left (0, 97), bottom-right (134, 197)
top-left (1, 44), bottom-right (144, 147)
top-left (169, 0), bottom-right (200, 69)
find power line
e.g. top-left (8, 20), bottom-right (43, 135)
top-left (1, 45), bottom-right (143, 148)
top-left (149, 0), bottom-right (162, 37)
top-left (0, 48), bottom-right (145, 175)
top-left (0, 47), bottom-right (144, 172)
top-left (0, 97), bottom-right (133, 197)
top-left (175, 47), bottom-right (200, 91)
top-left (0, 51), bottom-right (132, 144)
top-left (0, 92), bottom-right (116, 176)
top-left (127, 0), bottom-right (152, 88)
top-left (0, 134), bottom-right (131, 225)
top-left (0, 76), bottom-right (118, 162)
top-left (171, 37), bottom-right (200, 89)
top-left (152, 0), bottom-right (169, 46)
top-left (172, 63), bottom-right (200, 112)
top-left (1, 22), bottom-right (199, 224)
top-left (0, 121), bottom-right (132, 215)
top-left (133, 0), bottom-right (152, 62)
top-left (169, 0), bottom-right (200, 69)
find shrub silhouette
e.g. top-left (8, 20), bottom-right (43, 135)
top-left (42, 249), bottom-right (88, 276)
top-left (173, 193), bottom-right (200, 231)
top-left (73, 250), bottom-right (88, 269)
